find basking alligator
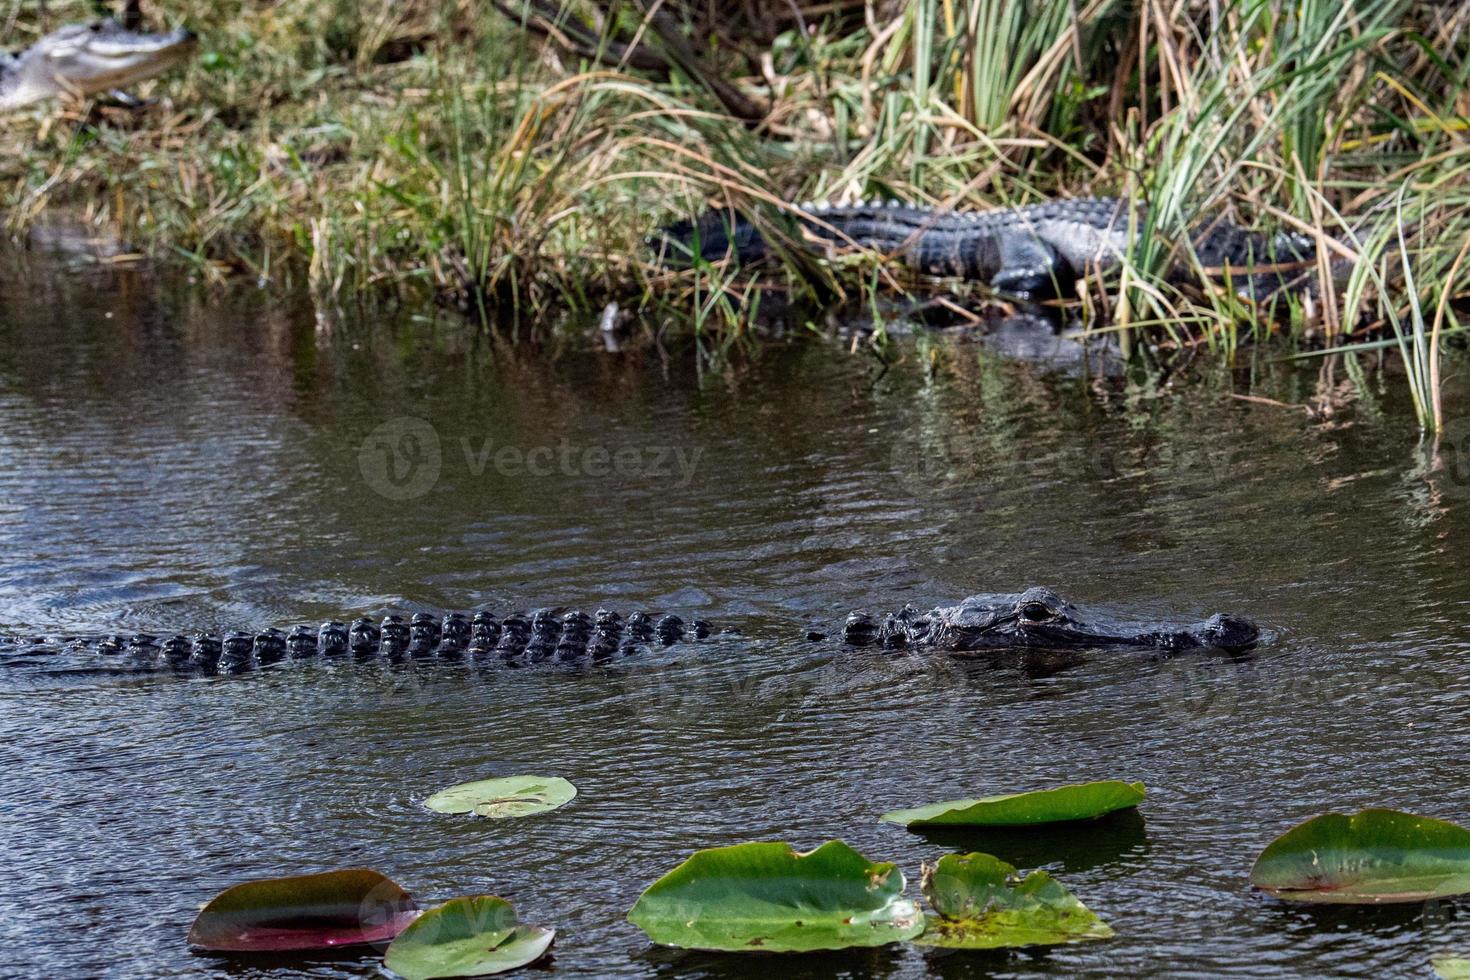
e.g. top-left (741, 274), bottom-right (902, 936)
top-left (0, 19), bottom-right (197, 111)
top-left (655, 198), bottom-right (1334, 300)
top-left (0, 588), bottom-right (1258, 677)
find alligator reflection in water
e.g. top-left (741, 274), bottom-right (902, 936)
top-left (816, 297), bottom-right (1123, 377)
top-left (974, 311), bottom-right (1122, 376)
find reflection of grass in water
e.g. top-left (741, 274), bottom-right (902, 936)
top-left (1, 1), bottom-right (1467, 420)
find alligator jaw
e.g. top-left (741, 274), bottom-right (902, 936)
top-left (1116, 613), bottom-right (1259, 653)
top-left (53, 24), bottom-right (197, 97)
top-left (843, 588), bottom-right (1261, 654)
top-left (1, 20), bottom-right (197, 110)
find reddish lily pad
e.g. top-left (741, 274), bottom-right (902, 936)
top-left (188, 868), bottom-right (418, 952)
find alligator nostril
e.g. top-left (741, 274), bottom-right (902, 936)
top-left (1020, 601), bottom-right (1053, 623)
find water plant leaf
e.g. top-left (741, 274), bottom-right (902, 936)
top-left (1435, 958), bottom-right (1470, 980)
top-left (913, 853), bottom-right (1113, 949)
top-left (187, 868), bottom-right (418, 952)
top-left (383, 896), bottom-right (554, 979)
top-left (881, 780), bottom-right (1146, 828)
top-left (1250, 808), bottom-right (1470, 904)
top-left (626, 840), bottom-right (924, 952)
top-left (423, 776), bottom-right (576, 818)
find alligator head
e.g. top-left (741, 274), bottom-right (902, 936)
top-left (844, 586), bottom-right (1259, 653)
top-left (1, 19), bottom-right (197, 111)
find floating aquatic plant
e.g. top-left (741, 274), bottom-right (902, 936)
top-left (187, 868), bottom-right (418, 952)
top-left (423, 775), bottom-right (576, 818)
top-left (1251, 808), bottom-right (1470, 904)
top-left (913, 852), bottom-right (1114, 949)
top-left (882, 780), bottom-right (1146, 828)
top-left (384, 896), bottom-right (554, 979)
top-left (627, 840), bottom-right (923, 952)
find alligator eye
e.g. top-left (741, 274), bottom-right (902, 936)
top-left (1020, 601), bottom-right (1053, 623)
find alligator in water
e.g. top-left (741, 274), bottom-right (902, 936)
top-left (654, 198), bottom-right (1338, 300)
top-left (0, 588), bottom-right (1259, 677)
top-left (0, 609), bottom-right (709, 675)
top-left (0, 19), bottom-right (197, 111)
top-left (841, 587), bottom-right (1259, 653)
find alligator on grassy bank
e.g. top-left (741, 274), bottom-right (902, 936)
top-left (0, 19), bottom-right (197, 111)
top-left (654, 198), bottom-right (1339, 301)
top-left (0, 588), bottom-right (1259, 677)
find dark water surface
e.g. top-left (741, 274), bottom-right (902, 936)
top-left (4, 242), bottom-right (1470, 979)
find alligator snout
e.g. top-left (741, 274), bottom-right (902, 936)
top-left (842, 589), bottom-right (1263, 655)
top-left (1198, 613), bottom-right (1260, 651)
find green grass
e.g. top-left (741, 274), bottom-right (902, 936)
top-left (2, 0), bottom-right (1467, 425)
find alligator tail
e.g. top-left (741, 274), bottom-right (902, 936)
top-left (0, 609), bottom-right (716, 677)
top-left (651, 209), bottom-right (769, 266)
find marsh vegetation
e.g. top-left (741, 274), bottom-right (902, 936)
top-left (2, 1), bottom-right (1468, 421)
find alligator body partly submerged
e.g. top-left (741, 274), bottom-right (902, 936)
top-left (0, 609), bottom-right (708, 676)
top-left (655, 198), bottom-right (1335, 300)
top-left (1, 19), bottom-right (197, 111)
top-left (0, 588), bottom-right (1259, 678)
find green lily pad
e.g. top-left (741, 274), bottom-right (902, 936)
top-left (423, 776), bottom-right (576, 818)
top-left (881, 780), bottom-right (1146, 828)
top-left (627, 840), bottom-right (923, 952)
top-left (1435, 958), bottom-right (1470, 980)
top-left (384, 896), bottom-right (554, 979)
top-left (187, 868), bottom-right (418, 952)
top-left (913, 853), bottom-right (1113, 949)
top-left (1251, 808), bottom-right (1470, 904)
